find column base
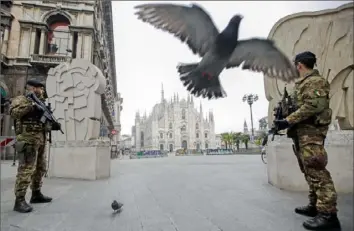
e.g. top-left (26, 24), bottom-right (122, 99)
top-left (266, 131), bottom-right (353, 193)
top-left (48, 140), bottom-right (111, 180)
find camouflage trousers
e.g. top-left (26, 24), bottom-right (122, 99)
top-left (299, 143), bottom-right (337, 213)
top-left (14, 142), bottom-right (47, 197)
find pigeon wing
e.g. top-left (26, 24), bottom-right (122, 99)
top-left (134, 3), bottom-right (219, 57)
top-left (226, 38), bottom-right (298, 82)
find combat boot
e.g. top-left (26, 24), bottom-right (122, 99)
top-left (13, 197), bottom-right (33, 213)
top-left (295, 204), bottom-right (318, 217)
top-left (30, 190), bottom-right (52, 203)
top-left (303, 212), bottom-right (341, 230)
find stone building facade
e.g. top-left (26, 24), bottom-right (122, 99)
top-left (132, 85), bottom-right (217, 152)
top-left (0, 1), bottom-right (122, 142)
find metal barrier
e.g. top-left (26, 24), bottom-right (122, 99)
top-left (0, 136), bottom-right (16, 162)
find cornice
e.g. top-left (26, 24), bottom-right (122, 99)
top-left (69, 25), bottom-right (94, 33)
top-left (21, 2), bottom-right (94, 14)
top-left (18, 20), bottom-right (48, 29)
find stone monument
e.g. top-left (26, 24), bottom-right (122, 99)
top-left (46, 59), bottom-right (111, 180)
top-left (264, 3), bottom-right (353, 193)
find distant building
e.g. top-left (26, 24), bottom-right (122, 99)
top-left (120, 134), bottom-right (132, 150)
top-left (132, 84), bottom-right (217, 151)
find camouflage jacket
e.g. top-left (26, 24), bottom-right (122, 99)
top-left (10, 95), bottom-right (45, 145)
top-left (286, 69), bottom-right (332, 145)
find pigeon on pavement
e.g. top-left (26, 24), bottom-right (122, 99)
top-left (134, 3), bottom-right (298, 99)
top-left (111, 200), bottom-right (123, 212)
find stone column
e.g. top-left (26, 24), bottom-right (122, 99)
top-left (76, 33), bottom-right (82, 58)
top-left (68, 32), bottom-right (73, 55)
top-left (1, 26), bottom-right (10, 54)
top-left (39, 29), bottom-right (45, 55)
top-left (30, 28), bottom-right (36, 55)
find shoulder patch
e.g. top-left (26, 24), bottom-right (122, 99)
top-left (314, 89), bottom-right (326, 97)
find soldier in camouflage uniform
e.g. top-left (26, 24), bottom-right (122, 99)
top-left (274, 51), bottom-right (340, 230)
top-left (10, 80), bottom-right (52, 213)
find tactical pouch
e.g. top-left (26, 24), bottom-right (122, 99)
top-left (314, 108), bottom-right (332, 126)
top-left (15, 142), bottom-right (36, 165)
top-left (15, 142), bottom-right (26, 164)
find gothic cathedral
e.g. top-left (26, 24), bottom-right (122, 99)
top-left (132, 85), bottom-right (217, 152)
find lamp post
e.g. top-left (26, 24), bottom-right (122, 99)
top-left (242, 94), bottom-right (258, 140)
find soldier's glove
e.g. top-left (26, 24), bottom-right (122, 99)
top-left (51, 122), bottom-right (62, 131)
top-left (274, 119), bottom-right (290, 130)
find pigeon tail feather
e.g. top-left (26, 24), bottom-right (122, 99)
top-left (177, 63), bottom-right (226, 100)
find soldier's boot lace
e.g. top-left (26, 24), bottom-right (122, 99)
top-left (303, 212), bottom-right (341, 230)
top-left (295, 204), bottom-right (318, 217)
top-left (30, 190), bottom-right (52, 203)
top-left (13, 197), bottom-right (33, 213)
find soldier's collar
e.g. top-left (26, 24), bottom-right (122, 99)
top-left (295, 69), bottom-right (320, 84)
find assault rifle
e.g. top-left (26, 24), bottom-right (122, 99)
top-left (26, 92), bottom-right (64, 134)
top-left (268, 86), bottom-right (294, 141)
top-left (26, 92), bottom-right (64, 177)
top-left (268, 86), bottom-right (304, 173)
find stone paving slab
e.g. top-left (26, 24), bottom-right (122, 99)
top-left (1, 155), bottom-right (353, 231)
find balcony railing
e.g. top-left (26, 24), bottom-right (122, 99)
top-left (30, 54), bottom-right (71, 64)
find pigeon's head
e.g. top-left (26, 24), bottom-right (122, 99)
top-left (229, 14), bottom-right (243, 26)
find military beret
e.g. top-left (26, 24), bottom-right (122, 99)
top-left (294, 51), bottom-right (316, 63)
top-left (26, 79), bottom-right (45, 88)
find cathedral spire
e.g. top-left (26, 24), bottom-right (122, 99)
top-left (161, 83), bottom-right (164, 102)
top-left (243, 119), bottom-right (248, 133)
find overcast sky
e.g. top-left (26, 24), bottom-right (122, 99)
top-left (112, 1), bottom-right (350, 135)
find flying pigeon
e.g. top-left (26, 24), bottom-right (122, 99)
top-left (111, 200), bottom-right (123, 212)
top-left (134, 3), bottom-right (298, 99)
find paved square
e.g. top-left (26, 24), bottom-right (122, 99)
top-left (1, 155), bottom-right (353, 231)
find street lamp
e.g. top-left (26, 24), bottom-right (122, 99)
top-left (242, 94), bottom-right (258, 139)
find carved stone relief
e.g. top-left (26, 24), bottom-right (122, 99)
top-left (264, 3), bottom-right (354, 129)
top-left (46, 59), bottom-right (106, 141)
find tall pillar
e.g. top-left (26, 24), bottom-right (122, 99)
top-left (1, 27), bottom-right (10, 54)
top-left (39, 30), bottom-right (45, 55)
top-left (30, 28), bottom-right (36, 54)
top-left (68, 32), bottom-right (73, 55)
top-left (76, 33), bottom-right (82, 58)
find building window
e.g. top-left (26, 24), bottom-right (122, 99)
top-left (205, 142), bottom-right (208, 149)
top-left (182, 109), bottom-right (186, 120)
top-left (169, 122), bottom-right (172, 129)
top-left (196, 133), bottom-right (199, 138)
top-left (181, 125), bottom-right (186, 132)
top-left (46, 14), bottom-right (71, 55)
top-left (160, 133), bottom-right (163, 139)
top-left (169, 133), bottom-right (172, 138)
top-left (196, 123), bottom-right (199, 129)
top-left (205, 133), bottom-right (208, 138)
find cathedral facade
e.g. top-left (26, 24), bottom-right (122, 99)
top-left (132, 85), bottom-right (216, 152)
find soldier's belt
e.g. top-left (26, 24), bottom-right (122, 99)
top-left (21, 121), bottom-right (44, 132)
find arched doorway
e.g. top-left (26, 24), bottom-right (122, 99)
top-left (205, 142), bottom-right (208, 149)
top-left (196, 143), bottom-right (200, 150)
top-left (169, 144), bottom-right (173, 152)
top-left (46, 14), bottom-right (71, 55)
top-left (160, 144), bottom-right (164, 151)
top-left (182, 140), bottom-right (187, 149)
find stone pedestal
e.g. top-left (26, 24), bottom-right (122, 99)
top-left (48, 141), bottom-right (111, 180)
top-left (267, 131), bottom-right (353, 193)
